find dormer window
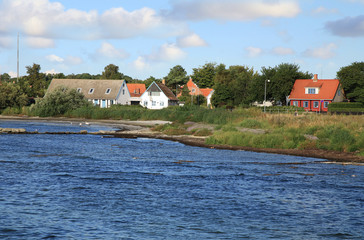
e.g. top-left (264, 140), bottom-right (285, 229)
top-left (77, 88), bottom-right (82, 93)
top-left (89, 88), bottom-right (94, 94)
top-left (105, 88), bottom-right (111, 94)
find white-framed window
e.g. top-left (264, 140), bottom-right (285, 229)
top-left (308, 88), bottom-right (316, 94)
top-left (192, 88), bottom-right (196, 93)
top-left (89, 88), bottom-right (94, 94)
top-left (303, 101), bottom-right (309, 108)
top-left (94, 99), bottom-right (99, 106)
top-left (77, 88), bottom-right (82, 93)
top-left (105, 88), bottom-right (111, 94)
top-left (152, 101), bottom-right (156, 106)
top-left (324, 101), bottom-right (329, 108)
top-left (160, 101), bottom-right (164, 106)
top-left (149, 92), bottom-right (160, 96)
top-left (144, 101), bottom-right (148, 106)
top-left (292, 101), bottom-right (299, 107)
top-left (313, 101), bottom-right (319, 108)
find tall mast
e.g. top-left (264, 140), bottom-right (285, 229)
top-left (17, 33), bottom-right (19, 82)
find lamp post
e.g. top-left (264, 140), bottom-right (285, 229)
top-left (264, 79), bottom-right (270, 113)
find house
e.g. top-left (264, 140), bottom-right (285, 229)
top-left (126, 83), bottom-right (146, 105)
top-left (46, 79), bottom-right (129, 108)
top-left (140, 81), bottom-right (179, 109)
top-left (180, 78), bottom-right (214, 106)
top-left (288, 74), bottom-right (345, 112)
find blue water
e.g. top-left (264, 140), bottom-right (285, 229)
top-left (0, 121), bottom-right (363, 239)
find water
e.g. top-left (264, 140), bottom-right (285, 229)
top-left (0, 120), bottom-right (363, 239)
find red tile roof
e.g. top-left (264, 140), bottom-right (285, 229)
top-left (289, 79), bottom-right (340, 100)
top-left (200, 88), bottom-right (214, 97)
top-left (127, 83), bottom-right (146, 97)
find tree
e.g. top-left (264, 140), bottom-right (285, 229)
top-left (32, 86), bottom-right (90, 116)
top-left (102, 64), bottom-right (123, 79)
top-left (143, 76), bottom-right (161, 89)
top-left (164, 65), bottom-right (188, 94)
top-left (337, 62), bottom-right (364, 103)
top-left (253, 63), bottom-right (312, 105)
top-left (0, 82), bottom-right (28, 110)
top-left (191, 62), bottom-right (216, 88)
top-left (24, 63), bottom-right (47, 97)
top-left (0, 73), bottom-right (11, 82)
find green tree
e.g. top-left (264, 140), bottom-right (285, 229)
top-left (0, 82), bottom-right (28, 110)
top-left (253, 63), bottom-right (312, 105)
top-left (102, 64), bottom-right (123, 79)
top-left (144, 76), bottom-right (161, 89)
top-left (0, 73), bottom-right (11, 82)
top-left (24, 63), bottom-right (47, 97)
top-left (191, 62), bottom-right (216, 88)
top-left (337, 62), bottom-right (364, 103)
top-left (164, 65), bottom-right (188, 94)
top-left (32, 86), bottom-right (90, 117)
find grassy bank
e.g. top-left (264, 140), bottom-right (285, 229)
top-left (2, 105), bottom-right (364, 156)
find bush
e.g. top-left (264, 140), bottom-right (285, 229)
top-left (328, 102), bottom-right (364, 113)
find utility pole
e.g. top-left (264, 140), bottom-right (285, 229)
top-left (17, 33), bottom-right (19, 83)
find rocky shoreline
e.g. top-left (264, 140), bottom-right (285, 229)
top-left (1, 115), bottom-right (364, 165)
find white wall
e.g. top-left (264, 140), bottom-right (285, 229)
top-left (140, 93), bottom-right (169, 109)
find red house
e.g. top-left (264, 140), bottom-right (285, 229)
top-left (288, 74), bottom-right (345, 112)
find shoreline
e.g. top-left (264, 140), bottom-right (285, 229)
top-left (1, 115), bottom-right (364, 165)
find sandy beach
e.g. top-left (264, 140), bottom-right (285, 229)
top-left (1, 115), bottom-right (364, 165)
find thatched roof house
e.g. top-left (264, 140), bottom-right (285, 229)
top-left (47, 79), bottom-right (129, 108)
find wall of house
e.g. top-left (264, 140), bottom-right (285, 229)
top-left (290, 100), bottom-right (331, 112)
top-left (116, 82), bottom-right (131, 105)
top-left (140, 93), bottom-right (170, 109)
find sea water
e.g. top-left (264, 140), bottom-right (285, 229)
top-left (0, 120), bottom-right (363, 239)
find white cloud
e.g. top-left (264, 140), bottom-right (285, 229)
top-left (272, 47), bottom-right (294, 55)
top-left (46, 54), bottom-right (64, 63)
top-left (97, 42), bottom-right (129, 59)
top-left (165, 0), bottom-right (300, 21)
top-left (149, 43), bottom-right (186, 61)
top-left (133, 56), bottom-right (149, 70)
top-left (177, 33), bottom-right (208, 48)
top-left (44, 69), bottom-right (60, 75)
top-left (0, 36), bottom-right (12, 48)
top-left (311, 6), bottom-right (338, 15)
top-left (26, 37), bottom-right (55, 48)
top-left (303, 43), bottom-right (337, 59)
top-left (246, 46), bottom-right (263, 57)
top-left (8, 71), bottom-right (17, 78)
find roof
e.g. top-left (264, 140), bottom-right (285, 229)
top-left (200, 88), bottom-right (214, 97)
top-left (156, 82), bottom-right (178, 101)
top-left (289, 79), bottom-right (340, 100)
top-left (127, 83), bottom-right (146, 97)
top-left (47, 79), bottom-right (124, 100)
top-left (186, 78), bottom-right (198, 88)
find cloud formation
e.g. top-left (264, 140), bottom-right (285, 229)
top-left (325, 15), bottom-right (364, 37)
top-left (165, 0), bottom-right (300, 21)
top-left (303, 43), bottom-right (337, 59)
top-left (97, 42), bottom-right (130, 59)
top-left (246, 47), bottom-right (263, 57)
top-left (177, 33), bottom-right (208, 48)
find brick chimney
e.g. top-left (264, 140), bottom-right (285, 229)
top-left (313, 74), bottom-right (318, 82)
top-left (162, 79), bottom-right (166, 85)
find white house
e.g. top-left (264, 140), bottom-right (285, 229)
top-left (140, 81), bottom-right (179, 109)
top-left (46, 79), bottom-right (129, 108)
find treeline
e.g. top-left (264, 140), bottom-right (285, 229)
top-left (1, 61), bottom-right (364, 112)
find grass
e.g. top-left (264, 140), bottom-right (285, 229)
top-left (2, 104), bottom-right (364, 155)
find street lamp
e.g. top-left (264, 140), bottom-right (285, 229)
top-left (264, 79), bottom-right (270, 113)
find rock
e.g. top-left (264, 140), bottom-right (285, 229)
top-left (80, 130), bottom-right (88, 134)
top-left (0, 128), bottom-right (26, 133)
top-left (304, 134), bottom-right (319, 140)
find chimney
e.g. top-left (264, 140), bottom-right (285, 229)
top-left (313, 74), bottom-right (318, 82)
top-left (162, 79), bottom-right (166, 85)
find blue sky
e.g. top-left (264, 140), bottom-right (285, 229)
top-left (0, 0), bottom-right (363, 80)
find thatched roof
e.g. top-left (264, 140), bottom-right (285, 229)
top-left (47, 79), bottom-right (125, 100)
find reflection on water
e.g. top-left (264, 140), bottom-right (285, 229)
top-left (0, 121), bottom-right (363, 239)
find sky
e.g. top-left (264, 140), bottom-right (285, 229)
top-left (0, 0), bottom-right (364, 80)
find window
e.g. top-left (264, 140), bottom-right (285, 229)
top-left (324, 101), bottom-right (329, 108)
top-left (123, 89), bottom-right (125, 95)
top-left (110, 100), bottom-right (114, 105)
top-left (160, 101), bottom-right (164, 106)
top-left (89, 88), bottom-right (94, 94)
top-left (152, 101), bottom-right (156, 106)
top-left (313, 101), bottom-right (319, 108)
top-left (292, 101), bottom-right (298, 107)
top-left (192, 88), bottom-right (196, 93)
top-left (105, 88), bottom-right (111, 94)
top-left (149, 92), bottom-right (160, 96)
top-left (94, 99), bottom-right (99, 106)
top-left (338, 90), bottom-right (341, 96)
top-left (303, 101), bottom-right (309, 108)
top-left (77, 88), bottom-right (82, 93)
top-left (144, 101), bottom-right (148, 106)
top-left (308, 88), bottom-right (316, 94)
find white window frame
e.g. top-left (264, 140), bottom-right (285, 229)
top-left (105, 88), bottom-right (111, 94)
top-left (89, 88), bottom-right (94, 94)
top-left (324, 101), bottom-right (329, 108)
top-left (292, 101), bottom-right (298, 107)
top-left (313, 101), bottom-right (319, 108)
top-left (308, 88), bottom-right (316, 94)
top-left (303, 101), bottom-right (309, 108)
top-left (77, 88), bottom-right (82, 93)
top-left (160, 101), bottom-right (164, 106)
top-left (152, 101), bottom-right (156, 106)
